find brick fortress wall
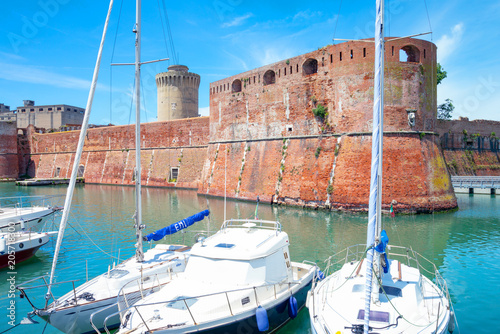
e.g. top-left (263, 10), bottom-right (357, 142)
top-left (200, 38), bottom-right (457, 213)
top-left (0, 122), bottom-right (19, 179)
top-left (27, 117), bottom-right (209, 188)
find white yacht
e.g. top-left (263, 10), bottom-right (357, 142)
top-left (113, 219), bottom-right (316, 334)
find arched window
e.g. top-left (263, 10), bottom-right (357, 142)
top-left (263, 70), bottom-right (276, 85)
top-left (232, 79), bottom-right (242, 92)
top-left (302, 58), bottom-right (318, 75)
top-left (399, 45), bottom-right (420, 63)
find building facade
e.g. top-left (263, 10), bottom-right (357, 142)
top-left (15, 100), bottom-right (85, 129)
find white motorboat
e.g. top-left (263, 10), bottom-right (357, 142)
top-left (306, 1), bottom-right (454, 333)
top-left (0, 195), bottom-right (62, 233)
top-left (112, 219), bottom-right (316, 334)
top-left (0, 231), bottom-right (57, 269)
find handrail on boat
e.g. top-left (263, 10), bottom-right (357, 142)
top-left (220, 219), bottom-right (282, 234)
top-left (103, 270), bottom-right (313, 333)
top-left (320, 243), bottom-right (451, 300)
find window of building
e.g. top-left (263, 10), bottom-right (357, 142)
top-left (170, 167), bottom-right (179, 182)
top-left (263, 70), bottom-right (276, 85)
top-left (232, 79), bottom-right (242, 92)
top-left (363, 48), bottom-right (366, 57)
top-left (54, 167), bottom-right (61, 178)
top-left (284, 68), bottom-right (287, 76)
top-left (423, 49), bottom-right (426, 59)
top-left (399, 45), bottom-right (420, 62)
top-left (39, 108), bottom-right (43, 111)
top-left (350, 50), bottom-right (353, 59)
top-left (21, 109), bottom-right (26, 112)
top-left (330, 54), bottom-right (333, 63)
top-left (48, 107), bottom-right (53, 111)
top-left (30, 108), bottom-right (34, 112)
top-left (302, 58), bottom-right (318, 75)
top-left (77, 165), bottom-right (85, 177)
top-left (57, 107), bottom-right (62, 111)
top-left (296, 64), bottom-right (298, 72)
top-left (290, 66), bottom-right (292, 74)
top-left (67, 108), bottom-right (70, 111)
top-left (340, 52), bottom-right (342, 61)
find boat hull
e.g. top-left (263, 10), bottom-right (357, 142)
top-left (186, 279), bottom-right (312, 334)
top-left (0, 207), bottom-right (60, 233)
top-left (0, 244), bottom-right (44, 269)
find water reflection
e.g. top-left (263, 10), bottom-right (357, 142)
top-left (0, 183), bottom-right (497, 334)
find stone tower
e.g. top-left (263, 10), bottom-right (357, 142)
top-left (156, 65), bottom-right (200, 121)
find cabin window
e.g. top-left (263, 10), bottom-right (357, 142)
top-left (232, 79), bottom-right (242, 93)
top-left (357, 310), bottom-right (389, 323)
top-left (302, 58), bottom-right (318, 75)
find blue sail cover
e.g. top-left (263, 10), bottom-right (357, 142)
top-left (375, 230), bottom-right (390, 274)
top-left (144, 210), bottom-right (209, 242)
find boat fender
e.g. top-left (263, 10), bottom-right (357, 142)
top-left (20, 219), bottom-right (26, 230)
top-left (315, 270), bottom-right (325, 281)
top-left (448, 311), bottom-right (455, 333)
top-left (256, 306), bottom-right (269, 331)
top-left (0, 235), bottom-right (6, 254)
top-left (288, 296), bottom-right (298, 319)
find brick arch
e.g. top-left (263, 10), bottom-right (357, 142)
top-left (232, 79), bottom-right (242, 92)
top-left (400, 45), bottom-right (420, 63)
top-left (263, 70), bottom-right (276, 85)
top-left (302, 58), bottom-right (318, 75)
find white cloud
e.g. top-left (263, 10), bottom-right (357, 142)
top-left (0, 62), bottom-right (106, 90)
top-left (221, 13), bottom-right (253, 28)
top-left (436, 23), bottom-right (464, 63)
top-left (199, 106), bottom-right (210, 117)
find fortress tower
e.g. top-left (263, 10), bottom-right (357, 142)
top-left (156, 65), bottom-right (200, 121)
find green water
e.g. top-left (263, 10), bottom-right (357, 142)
top-left (0, 182), bottom-right (498, 333)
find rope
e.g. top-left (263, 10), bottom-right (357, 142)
top-left (332, 0), bottom-right (343, 43)
top-left (422, 0), bottom-right (433, 40)
top-left (73, 219), bottom-right (119, 260)
top-left (0, 323), bottom-right (21, 333)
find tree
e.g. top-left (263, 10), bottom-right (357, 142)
top-left (437, 99), bottom-right (454, 120)
top-left (437, 63), bottom-right (447, 85)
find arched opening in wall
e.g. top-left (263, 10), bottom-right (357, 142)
top-left (77, 165), bottom-right (85, 177)
top-left (263, 70), bottom-right (276, 85)
top-left (232, 79), bottom-right (242, 92)
top-left (399, 45), bottom-right (420, 63)
top-left (302, 58), bottom-right (318, 75)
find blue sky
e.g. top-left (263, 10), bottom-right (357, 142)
top-left (1, 0), bottom-right (499, 125)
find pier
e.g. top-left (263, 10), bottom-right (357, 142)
top-left (451, 176), bottom-right (500, 194)
top-left (16, 177), bottom-right (84, 186)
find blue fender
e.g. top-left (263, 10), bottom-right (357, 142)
top-left (256, 305), bottom-right (269, 331)
top-left (288, 296), bottom-right (298, 319)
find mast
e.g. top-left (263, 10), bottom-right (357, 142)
top-left (364, 0), bottom-right (384, 332)
top-left (45, 0), bottom-right (114, 305)
top-left (134, 0), bottom-right (144, 262)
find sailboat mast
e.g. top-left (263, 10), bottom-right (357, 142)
top-left (364, 0), bottom-right (384, 332)
top-left (45, 0), bottom-right (114, 304)
top-left (134, 0), bottom-right (144, 262)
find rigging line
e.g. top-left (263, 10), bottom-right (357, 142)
top-left (156, 0), bottom-right (171, 59)
top-left (74, 218), bottom-right (119, 260)
top-left (422, 0), bottom-right (433, 40)
top-left (128, 77), bottom-right (136, 125)
top-left (162, 0), bottom-right (178, 64)
top-left (140, 76), bottom-right (148, 123)
top-left (109, 0), bottom-right (125, 125)
top-left (332, 0), bottom-right (343, 44)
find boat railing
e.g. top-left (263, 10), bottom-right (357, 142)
top-left (220, 219), bottom-right (282, 234)
top-left (16, 275), bottom-right (82, 309)
top-left (322, 244), bottom-right (451, 299)
top-left (103, 280), bottom-right (304, 333)
top-left (0, 195), bottom-right (64, 215)
top-left (88, 271), bottom-right (175, 333)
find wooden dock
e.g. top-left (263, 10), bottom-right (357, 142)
top-left (16, 177), bottom-right (85, 186)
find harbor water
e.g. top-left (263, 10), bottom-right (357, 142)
top-left (1, 182), bottom-right (498, 333)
